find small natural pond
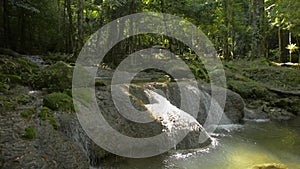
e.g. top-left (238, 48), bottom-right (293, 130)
top-left (94, 117), bottom-right (300, 169)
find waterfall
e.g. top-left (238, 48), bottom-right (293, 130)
top-left (144, 89), bottom-right (203, 133)
top-left (144, 89), bottom-right (212, 149)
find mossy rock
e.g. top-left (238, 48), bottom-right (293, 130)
top-left (227, 80), bottom-right (268, 99)
top-left (252, 163), bottom-right (288, 169)
top-left (0, 57), bottom-right (39, 75)
top-left (43, 92), bottom-right (74, 112)
top-left (0, 56), bottom-right (39, 86)
top-left (31, 61), bottom-right (73, 92)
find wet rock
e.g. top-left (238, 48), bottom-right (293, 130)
top-left (252, 163), bottom-right (289, 169)
top-left (166, 81), bottom-right (245, 124)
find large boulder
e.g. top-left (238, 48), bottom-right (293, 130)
top-left (165, 81), bottom-right (245, 125)
top-left (199, 82), bottom-right (245, 124)
top-left (71, 83), bottom-right (213, 159)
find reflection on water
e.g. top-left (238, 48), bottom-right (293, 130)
top-left (95, 117), bottom-right (300, 169)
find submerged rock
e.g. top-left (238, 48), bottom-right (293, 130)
top-left (252, 163), bottom-right (289, 169)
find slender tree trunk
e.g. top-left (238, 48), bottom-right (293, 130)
top-left (19, 10), bottom-right (26, 52)
top-left (57, 0), bottom-right (61, 32)
top-left (289, 31), bottom-right (292, 62)
top-left (251, 0), bottom-right (264, 59)
top-left (279, 29), bottom-right (289, 63)
top-left (278, 27), bottom-right (282, 62)
top-left (66, 0), bottom-right (73, 53)
top-left (223, 0), bottom-right (229, 59)
top-left (77, 0), bottom-right (84, 52)
top-left (3, 0), bottom-right (10, 48)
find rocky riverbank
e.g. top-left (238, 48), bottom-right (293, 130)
top-left (0, 55), bottom-right (299, 168)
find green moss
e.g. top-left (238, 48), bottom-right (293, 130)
top-left (95, 79), bottom-right (106, 86)
top-left (48, 117), bottom-right (59, 130)
top-left (21, 108), bottom-right (35, 118)
top-left (39, 106), bottom-right (52, 120)
top-left (39, 107), bottom-right (58, 129)
top-left (24, 126), bottom-right (35, 139)
top-left (43, 92), bottom-right (74, 112)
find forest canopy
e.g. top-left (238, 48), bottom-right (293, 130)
top-left (1, 0), bottom-right (300, 64)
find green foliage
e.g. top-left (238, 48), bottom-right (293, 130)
top-left (43, 92), bottom-right (74, 112)
top-left (21, 108), bottom-right (36, 118)
top-left (63, 89), bottom-right (72, 97)
top-left (24, 126), bottom-right (35, 140)
top-left (0, 74), bottom-right (21, 84)
top-left (182, 53), bottom-right (209, 81)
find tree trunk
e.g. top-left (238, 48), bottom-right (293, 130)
top-left (77, 0), bottom-right (84, 52)
top-left (2, 0), bottom-right (10, 48)
top-left (223, 0), bottom-right (230, 60)
top-left (19, 10), bottom-right (26, 52)
top-left (279, 29), bottom-right (289, 63)
top-left (57, 0), bottom-right (61, 32)
top-left (66, 0), bottom-right (73, 53)
top-left (251, 0), bottom-right (264, 59)
top-left (268, 88), bottom-right (300, 96)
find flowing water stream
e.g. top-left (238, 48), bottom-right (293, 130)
top-left (95, 117), bottom-right (300, 169)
